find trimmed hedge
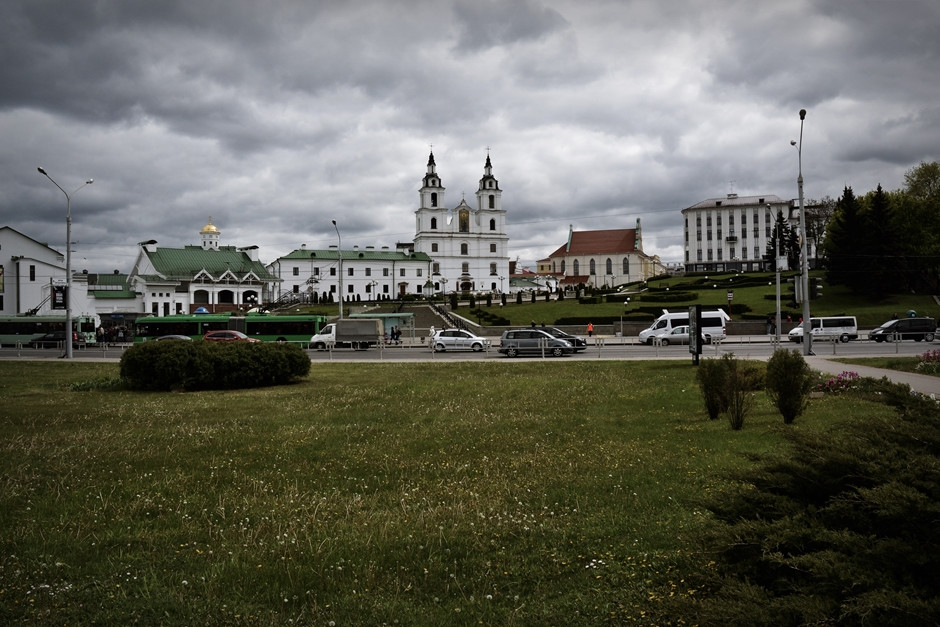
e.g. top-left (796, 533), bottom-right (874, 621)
top-left (120, 340), bottom-right (311, 391)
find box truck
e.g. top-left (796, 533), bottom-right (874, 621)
top-left (309, 318), bottom-right (384, 350)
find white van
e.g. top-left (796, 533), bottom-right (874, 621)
top-left (788, 316), bottom-right (858, 343)
top-left (639, 309), bottom-right (730, 345)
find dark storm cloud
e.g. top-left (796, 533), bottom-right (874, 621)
top-left (1, 0), bottom-right (938, 272)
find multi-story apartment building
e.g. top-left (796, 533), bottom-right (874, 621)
top-left (682, 193), bottom-right (789, 273)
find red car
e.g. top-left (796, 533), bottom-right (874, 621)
top-left (202, 330), bottom-right (261, 342)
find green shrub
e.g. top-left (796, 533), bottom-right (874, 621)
top-left (696, 356), bottom-right (730, 420)
top-left (681, 378), bottom-right (940, 625)
top-left (120, 341), bottom-right (310, 391)
top-left (765, 349), bottom-right (814, 424)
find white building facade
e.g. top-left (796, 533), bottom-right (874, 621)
top-left (269, 244), bottom-right (432, 304)
top-left (412, 152), bottom-right (511, 294)
top-left (682, 193), bottom-right (789, 273)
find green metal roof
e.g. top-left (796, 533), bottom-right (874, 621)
top-left (86, 272), bottom-right (137, 298)
top-left (146, 245), bottom-right (278, 281)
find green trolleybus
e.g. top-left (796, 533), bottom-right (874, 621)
top-left (134, 312), bottom-right (327, 344)
top-left (0, 314), bottom-right (99, 347)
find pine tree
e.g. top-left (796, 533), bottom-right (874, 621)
top-left (861, 184), bottom-right (897, 296)
top-left (823, 187), bottom-right (867, 293)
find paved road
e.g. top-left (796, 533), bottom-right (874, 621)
top-left (3, 337), bottom-right (938, 397)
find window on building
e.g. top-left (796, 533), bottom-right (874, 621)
top-left (365, 268), bottom-right (371, 277)
top-left (741, 214), bottom-right (747, 225)
top-left (622, 258), bottom-right (629, 275)
top-left (573, 260), bottom-right (580, 275)
top-left (589, 259), bottom-right (596, 275)
top-left (605, 258), bottom-right (612, 274)
top-left (430, 193), bottom-right (438, 208)
top-left (348, 284), bottom-right (354, 293)
top-left (696, 216), bottom-right (701, 226)
top-left (432, 262), bottom-right (439, 274)
top-left (460, 243), bottom-right (468, 255)
top-left (741, 228), bottom-right (747, 239)
top-left (292, 267), bottom-right (299, 276)
top-left (765, 212), bottom-right (771, 223)
top-left (430, 217), bottom-right (437, 229)
top-left (717, 229), bottom-right (722, 239)
top-left (383, 285), bottom-right (389, 294)
top-left (383, 268), bottom-right (389, 277)
top-left (561, 260), bottom-right (566, 273)
top-left (765, 227), bottom-right (771, 238)
top-left (400, 268), bottom-right (406, 277)
top-left (717, 216), bottom-right (722, 226)
top-left (416, 269), bottom-right (422, 277)
top-left (462, 263), bottom-right (469, 274)
top-left (293, 284), bottom-right (299, 293)
top-left (348, 267), bottom-right (354, 276)
top-left (489, 263), bottom-right (497, 275)
top-left (330, 267), bottom-right (336, 276)
top-left (707, 230), bottom-right (712, 240)
top-left (431, 243), bottom-right (438, 252)
top-left (753, 227), bottom-right (760, 238)
top-left (753, 246), bottom-right (760, 259)
top-left (313, 267), bottom-right (320, 276)
top-left (697, 250), bottom-right (703, 261)
top-left (490, 243), bottom-right (496, 253)
top-left (717, 249), bottom-right (723, 261)
top-left (730, 247), bottom-right (736, 259)
top-left (459, 209), bottom-right (469, 233)
top-left (707, 249), bottom-right (713, 261)
top-left (30, 265), bottom-right (35, 281)
top-left (489, 196), bottom-right (495, 209)
top-left (729, 215), bottom-right (735, 227)
top-left (696, 230), bottom-right (702, 241)
top-left (489, 218), bottom-right (496, 230)
top-left (706, 216), bottom-right (712, 226)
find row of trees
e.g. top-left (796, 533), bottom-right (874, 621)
top-left (824, 161), bottom-right (940, 296)
top-left (765, 161), bottom-right (940, 297)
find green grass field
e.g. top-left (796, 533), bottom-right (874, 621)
top-left (0, 359), bottom-right (901, 625)
top-left (304, 271), bottom-right (939, 328)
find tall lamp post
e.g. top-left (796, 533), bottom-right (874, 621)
top-left (791, 109), bottom-right (812, 355)
top-left (440, 276), bottom-right (448, 301)
top-left (331, 220), bottom-right (343, 319)
top-left (37, 167), bottom-right (93, 359)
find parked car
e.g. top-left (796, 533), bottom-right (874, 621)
top-left (498, 329), bottom-right (573, 357)
top-left (154, 334), bottom-right (193, 341)
top-left (540, 327), bottom-right (587, 351)
top-left (203, 330), bottom-right (261, 342)
top-left (28, 331), bottom-right (85, 349)
top-left (638, 309), bottom-right (729, 345)
top-left (655, 324), bottom-right (710, 346)
top-left (430, 329), bottom-right (491, 352)
top-left (869, 317), bottom-right (936, 342)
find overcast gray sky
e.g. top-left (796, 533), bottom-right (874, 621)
top-left (2, 0), bottom-right (938, 273)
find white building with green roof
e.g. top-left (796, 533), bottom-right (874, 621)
top-left (270, 244), bottom-right (432, 305)
top-left (127, 218), bottom-right (281, 315)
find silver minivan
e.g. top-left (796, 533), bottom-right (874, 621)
top-left (788, 316), bottom-right (858, 343)
top-left (498, 329), bottom-right (573, 357)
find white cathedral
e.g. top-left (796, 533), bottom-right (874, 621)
top-left (413, 151), bottom-right (510, 294)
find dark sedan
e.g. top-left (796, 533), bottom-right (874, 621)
top-left (541, 327), bottom-right (588, 351)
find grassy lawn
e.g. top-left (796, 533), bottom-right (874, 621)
top-left (0, 360), bottom-right (900, 625)
top-left (309, 271), bottom-right (939, 328)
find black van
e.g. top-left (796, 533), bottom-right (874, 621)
top-left (869, 317), bottom-right (937, 342)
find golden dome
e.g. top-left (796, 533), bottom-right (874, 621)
top-left (200, 217), bottom-right (219, 234)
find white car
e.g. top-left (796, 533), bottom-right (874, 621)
top-left (430, 329), bottom-right (491, 352)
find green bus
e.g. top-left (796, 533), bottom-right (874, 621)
top-left (133, 312), bottom-right (327, 343)
top-left (0, 314), bottom-right (99, 347)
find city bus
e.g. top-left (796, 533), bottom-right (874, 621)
top-left (133, 312), bottom-right (327, 343)
top-left (0, 314), bottom-right (99, 347)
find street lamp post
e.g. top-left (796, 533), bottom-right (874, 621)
top-left (37, 167), bottom-right (93, 359)
top-left (791, 109), bottom-right (812, 355)
top-left (331, 220), bottom-right (343, 319)
top-left (440, 277), bottom-right (448, 301)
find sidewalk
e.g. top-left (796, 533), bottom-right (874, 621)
top-left (805, 356), bottom-right (940, 399)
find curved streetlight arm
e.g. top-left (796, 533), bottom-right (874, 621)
top-left (37, 167), bottom-right (94, 360)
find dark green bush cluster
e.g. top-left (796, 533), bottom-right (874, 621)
top-left (696, 354), bottom-right (765, 429)
top-left (765, 348), bottom-right (814, 424)
top-left (470, 308), bottom-right (510, 326)
top-left (636, 290), bottom-right (699, 303)
top-left (120, 341), bottom-right (311, 391)
top-left (679, 378), bottom-right (940, 625)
